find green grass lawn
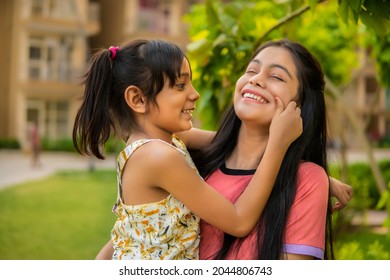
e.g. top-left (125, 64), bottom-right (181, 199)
top-left (0, 169), bottom-right (388, 260)
top-left (0, 170), bottom-right (117, 260)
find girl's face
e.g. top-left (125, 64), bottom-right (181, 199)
top-left (146, 58), bottom-right (199, 139)
top-left (234, 46), bottom-right (299, 127)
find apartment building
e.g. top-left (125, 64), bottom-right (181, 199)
top-left (90, 0), bottom-right (201, 50)
top-left (0, 0), bottom-right (100, 151)
top-left (327, 50), bottom-right (390, 149)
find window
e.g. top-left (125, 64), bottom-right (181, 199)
top-left (29, 46), bottom-right (41, 60)
top-left (45, 101), bottom-right (69, 139)
top-left (365, 76), bottom-right (379, 106)
top-left (29, 37), bottom-right (44, 80)
top-left (26, 99), bottom-right (44, 141)
top-left (137, 0), bottom-right (172, 34)
top-left (57, 102), bottom-right (69, 138)
top-left (26, 99), bottom-right (70, 142)
top-left (30, 0), bottom-right (74, 19)
top-left (31, 0), bottom-right (44, 16)
top-left (365, 76), bottom-right (378, 93)
top-left (28, 36), bottom-right (73, 81)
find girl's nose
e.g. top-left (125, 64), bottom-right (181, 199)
top-left (190, 86), bottom-right (200, 101)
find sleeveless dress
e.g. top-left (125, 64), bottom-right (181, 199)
top-left (111, 136), bottom-right (200, 260)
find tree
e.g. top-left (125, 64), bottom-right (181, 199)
top-left (185, 0), bottom-right (389, 127)
top-left (184, 0), bottom-right (390, 230)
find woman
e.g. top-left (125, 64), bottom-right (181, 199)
top-left (190, 39), bottom-right (341, 259)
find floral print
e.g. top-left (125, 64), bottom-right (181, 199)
top-left (111, 136), bottom-right (200, 259)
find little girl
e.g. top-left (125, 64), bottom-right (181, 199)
top-left (73, 39), bottom-right (302, 259)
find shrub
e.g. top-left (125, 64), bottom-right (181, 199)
top-left (330, 160), bottom-right (390, 210)
top-left (40, 137), bottom-right (125, 154)
top-left (41, 138), bottom-right (76, 152)
top-left (0, 138), bottom-right (20, 149)
top-left (379, 135), bottom-right (390, 148)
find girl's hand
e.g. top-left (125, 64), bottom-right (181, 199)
top-left (329, 177), bottom-right (353, 211)
top-left (269, 97), bottom-right (302, 149)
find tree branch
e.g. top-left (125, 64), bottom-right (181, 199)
top-left (253, 0), bottom-right (326, 50)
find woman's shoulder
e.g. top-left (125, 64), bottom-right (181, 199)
top-left (298, 162), bottom-right (327, 177)
top-left (297, 162), bottom-right (329, 191)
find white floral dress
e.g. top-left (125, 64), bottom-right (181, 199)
top-left (111, 136), bottom-right (200, 260)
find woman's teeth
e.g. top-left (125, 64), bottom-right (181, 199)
top-left (243, 93), bottom-right (268, 103)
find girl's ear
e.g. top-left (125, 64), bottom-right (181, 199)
top-left (124, 85), bottom-right (146, 113)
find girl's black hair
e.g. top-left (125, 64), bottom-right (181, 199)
top-left (192, 39), bottom-right (334, 259)
top-left (73, 39), bottom-right (185, 159)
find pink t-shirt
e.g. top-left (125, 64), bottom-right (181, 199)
top-left (199, 162), bottom-right (329, 260)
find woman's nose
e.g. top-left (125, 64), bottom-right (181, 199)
top-left (249, 73), bottom-right (266, 88)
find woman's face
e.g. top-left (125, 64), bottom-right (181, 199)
top-left (234, 46), bottom-right (299, 126)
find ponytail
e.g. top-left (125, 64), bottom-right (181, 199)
top-left (73, 39), bottom-right (186, 160)
top-left (73, 49), bottom-right (114, 159)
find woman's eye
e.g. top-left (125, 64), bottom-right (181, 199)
top-left (246, 69), bottom-right (258, 74)
top-left (271, 76), bottom-right (284, 81)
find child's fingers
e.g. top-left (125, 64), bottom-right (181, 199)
top-left (332, 202), bottom-right (345, 212)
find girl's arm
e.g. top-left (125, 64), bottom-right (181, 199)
top-left (329, 177), bottom-right (353, 211)
top-left (95, 240), bottom-right (114, 260)
top-left (176, 128), bottom-right (216, 150)
top-left (136, 99), bottom-right (302, 237)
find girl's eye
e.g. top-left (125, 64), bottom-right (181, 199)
top-left (176, 83), bottom-right (185, 90)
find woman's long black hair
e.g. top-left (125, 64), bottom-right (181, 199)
top-left (192, 39), bottom-right (334, 259)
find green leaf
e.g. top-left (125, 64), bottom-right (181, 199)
top-left (376, 190), bottom-right (389, 210)
top-left (206, 0), bottom-right (220, 27)
top-left (212, 33), bottom-right (228, 48)
top-left (362, 0), bottom-right (390, 20)
top-left (338, 0), bottom-right (350, 24)
top-left (360, 10), bottom-right (389, 36)
top-left (307, 0), bottom-right (319, 10)
top-left (187, 39), bottom-right (210, 53)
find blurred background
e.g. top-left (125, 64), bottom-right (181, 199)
top-left (0, 0), bottom-right (389, 260)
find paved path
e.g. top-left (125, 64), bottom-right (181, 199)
top-left (327, 148), bottom-right (390, 164)
top-left (0, 150), bottom-right (116, 190)
top-left (1, 148), bottom-right (390, 190)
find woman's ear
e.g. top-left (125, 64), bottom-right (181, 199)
top-left (124, 85), bottom-right (146, 113)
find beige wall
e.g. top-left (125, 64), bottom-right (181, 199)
top-left (90, 0), bottom-right (195, 51)
top-left (0, 0), bottom-right (100, 150)
top-left (0, 1), bottom-right (14, 138)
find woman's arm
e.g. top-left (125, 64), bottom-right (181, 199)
top-left (329, 177), bottom-right (353, 211)
top-left (175, 128), bottom-right (216, 150)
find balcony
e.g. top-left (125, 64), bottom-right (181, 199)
top-left (23, 1), bottom-right (100, 36)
